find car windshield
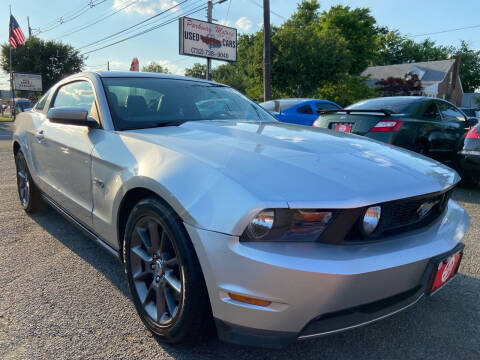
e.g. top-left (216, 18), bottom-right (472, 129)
top-left (346, 97), bottom-right (421, 114)
top-left (102, 77), bottom-right (276, 130)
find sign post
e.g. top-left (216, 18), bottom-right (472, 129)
top-left (179, 16), bottom-right (237, 76)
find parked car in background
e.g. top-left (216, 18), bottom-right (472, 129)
top-left (459, 124), bottom-right (480, 187)
top-left (313, 96), bottom-right (477, 171)
top-left (260, 98), bottom-right (341, 126)
top-left (460, 107), bottom-right (480, 119)
top-left (13, 73), bottom-right (469, 348)
top-left (4, 98), bottom-right (33, 117)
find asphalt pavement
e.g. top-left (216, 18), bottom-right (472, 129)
top-left (0, 121), bottom-right (479, 359)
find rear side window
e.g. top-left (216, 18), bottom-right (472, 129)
top-left (438, 102), bottom-right (466, 122)
top-left (34, 90), bottom-right (50, 111)
top-left (52, 81), bottom-right (96, 114)
top-left (347, 98), bottom-right (419, 114)
top-left (296, 104), bottom-right (314, 114)
top-left (315, 102), bottom-right (340, 111)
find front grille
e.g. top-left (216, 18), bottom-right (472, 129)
top-left (385, 191), bottom-right (450, 232)
top-left (343, 189), bottom-right (453, 243)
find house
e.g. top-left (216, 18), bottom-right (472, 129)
top-left (462, 93), bottom-right (480, 108)
top-left (361, 57), bottom-right (463, 106)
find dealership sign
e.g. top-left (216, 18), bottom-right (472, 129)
top-left (12, 72), bottom-right (42, 91)
top-left (179, 17), bottom-right (237, 62)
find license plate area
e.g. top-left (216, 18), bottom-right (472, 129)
top-left (427, 244), bottom-right (464, 295)
top-left (332, 123), bottom-right (353, 132)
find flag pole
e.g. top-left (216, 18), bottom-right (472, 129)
top-left (9, 4), bottom-right (15, 121)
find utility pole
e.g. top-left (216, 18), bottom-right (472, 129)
top-left (263, 0), bottom-right (271, 101)
top-left (107, 61), bottom-right (110, 71)
top-left (206, 0), bottom-right (213, 81)
top-left (27, 16), bottom-right (32, 38)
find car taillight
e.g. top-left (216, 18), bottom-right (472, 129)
top-left (370, 120), bottom-right (403, 132)
top-left (466, 127), bottom-right (479, 139)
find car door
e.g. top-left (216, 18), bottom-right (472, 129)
top-left (36, 80), bottom-right (100, 226)
top-left (416, 100), bottom-right (449, 161)
top-left (437, 100), bottom-right (470, 164)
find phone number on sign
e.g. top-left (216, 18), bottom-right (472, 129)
top-left (189, 47), bottom-right (231, 59)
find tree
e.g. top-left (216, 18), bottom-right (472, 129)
top-left (375, 30), bottom-right (452, 66)
top-left (457, 41), bottom-right (480, 93)
top-left (375, 72), bottom-right (422, 97)
top-left (320, 5), bottom-right (380, 75)
top-left (185, 63), bottom-right (207, 79)
top-left (316, 74), bottom-right (378, 107)
top-left (1, 36), bottom-right (85, 92)
top-left (142, 61), bottom-right (170, 73)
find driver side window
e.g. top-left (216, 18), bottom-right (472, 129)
top-left (437, 101), bottom-right (466, 122)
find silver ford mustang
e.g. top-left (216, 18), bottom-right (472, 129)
top-left (13, 72), bottom-right (469, 348)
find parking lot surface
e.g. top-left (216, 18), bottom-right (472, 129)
top-left (0, 122), bottom-right (479, 360)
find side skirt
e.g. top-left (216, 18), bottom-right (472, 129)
top-left (40, 193), bottom-right (121, 261)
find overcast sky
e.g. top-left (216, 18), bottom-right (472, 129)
top-left (2, 0), bottom-right (479, 90)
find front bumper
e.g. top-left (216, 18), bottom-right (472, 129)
top-left (185, 199), bottom-right (469, 348)
top-left (460, 150), bottom-right (480, 178)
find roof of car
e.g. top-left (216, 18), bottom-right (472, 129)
top-left (95, 71), bottom-right (217, 83)
top-left (69, 71), bottom-right (222, 86)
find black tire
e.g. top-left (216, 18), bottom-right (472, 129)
top-left (123, 197), bottom-right (213, 344)
top-left (15, 150), bottom-right (42, 213)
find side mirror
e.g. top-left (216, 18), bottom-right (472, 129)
top-left (47, 107), bottom-right (99, 128)
top-left (467, 117), bottom-right (479, 127)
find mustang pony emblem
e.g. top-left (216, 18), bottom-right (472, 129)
top-left (417, 200), bottom-right (440, 219)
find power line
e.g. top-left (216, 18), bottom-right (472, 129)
top-left (35, 0), bottom-right (109, 34)
top-left (54, 0), bottom-right (140, 40)
top-left (87, 0), bottom-right (205, 48)
top-left (79, 0), bottom-right (204, 50)
top-left (78, 0), bottom-right (190, 50)
top-left (226, 0), bottom-right (232, 20)
top-left (412, 24), bottom-right (480, 37)
top-left (246, 0), bottom-right (286, 21)
top-left (82, 3), bottom-right (207, 55)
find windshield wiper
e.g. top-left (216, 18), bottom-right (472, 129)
top-left (120, 120), bottom-right (189, 131)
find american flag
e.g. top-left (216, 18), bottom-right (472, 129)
top-left (9, 15), bottom-right (25, 49)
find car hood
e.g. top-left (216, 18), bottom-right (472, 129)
top-left (123, 121), bottom-right (459, 208)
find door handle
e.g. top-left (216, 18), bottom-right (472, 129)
top-left (93, 177), bottom-right (105, 189)
top-left (35, 130), bottom-right (44, 143)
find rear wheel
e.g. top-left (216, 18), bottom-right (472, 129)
top-left (123, 198), bottom-right (212, 344)
top-left (15, 150), bottom-right (42, 213)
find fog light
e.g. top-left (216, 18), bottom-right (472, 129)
top-left (245, 209), bottom-right (274, 239)
top-left (361, 206), bottom-right (381, 235)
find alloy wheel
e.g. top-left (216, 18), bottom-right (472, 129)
top-left (129, 216), bottom-right (183, 325)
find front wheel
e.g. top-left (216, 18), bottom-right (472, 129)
top-left (123, 198), bottom-right (213, 344)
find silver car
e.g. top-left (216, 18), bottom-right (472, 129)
top-left (13, 72), bottom-right (469, 348)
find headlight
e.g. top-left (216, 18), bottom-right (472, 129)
top-left (245, 209), bottom-right (275, 239)
top-left (242, 209), bottom-right (334, 242)
top-left (361, 206), bottom-right (381, 236)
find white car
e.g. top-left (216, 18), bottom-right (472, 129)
top-left (13, 72), bottom-right (469, 348)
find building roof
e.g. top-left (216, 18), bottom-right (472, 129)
top-left (361, 59), bottom-right (455, 88)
